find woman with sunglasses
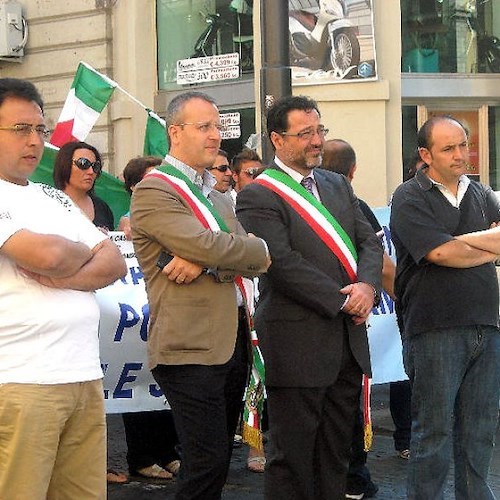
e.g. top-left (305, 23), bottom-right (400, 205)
top-left (53, 141), bottom-right (114, 232)
top-left (53, 141), bottom-right (127, 485)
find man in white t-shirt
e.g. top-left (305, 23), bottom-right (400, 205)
top-left (0, 78), bottom-right (127, 499)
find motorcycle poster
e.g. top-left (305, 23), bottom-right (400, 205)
top-left (288, 0), bottom-right (378, 84)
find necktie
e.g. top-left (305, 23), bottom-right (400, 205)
top-left (301, 176), bottom-right (314, 195)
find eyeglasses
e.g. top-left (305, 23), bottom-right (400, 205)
top-left (241, 167), bottom-right (260, 178)
top-left (0, 123), bottom-right (51, 139)
top-left (280, 126), bottom-right (329, 141)
top-left (176, 121), bottom-right (226, 133)
top-left (207, 165), bottom-right (231, 173)
top-left (73, 157), bottom-right (102, 174)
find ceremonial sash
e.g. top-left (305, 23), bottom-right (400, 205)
top-left (146, 165), bottom-right (229, 232)
top-left (148, 167), bottom-right (267, 446)
top-left (242, 327), bottom-right (266, 452)
top-left (255, 169), bottom-right (358, 281)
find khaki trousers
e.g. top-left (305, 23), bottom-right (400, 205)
top-left (0, 380), bottom-right (106, 500)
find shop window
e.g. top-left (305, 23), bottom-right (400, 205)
top-left (401, 0), bottom-right (500, 74)
top-left (157, 0), bottom-right (254, 91)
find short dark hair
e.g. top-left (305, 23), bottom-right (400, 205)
top-left (0, 78), bottom-right (44, 111)
top-left (417, 115), bottom-right (468, 150)
top-left (122, 155), bottom-right (163, 194)
top-left (53, 141), bottom-right (102, 192)
top-left (165, 91), bottom-right (217, 128)
top-left (231, 148), bottom-right (262, 174)
top-left (266, 95), bottom-right (321, 144)
top-left (322, 139), bottom-right (356, 177)
top-left (217, 149), bottom-right (228, 159)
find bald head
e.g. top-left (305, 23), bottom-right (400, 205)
top-left (322, 139), bottom-right (357, 181)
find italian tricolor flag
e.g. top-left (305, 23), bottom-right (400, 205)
top-left (50, 62), bottom-right (116, 147)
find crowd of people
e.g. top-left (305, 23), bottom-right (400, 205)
top-left (0, 76), bottom-right (499, 500)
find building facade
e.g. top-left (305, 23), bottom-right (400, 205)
top-left (0, 0), bottom-right (498, 206)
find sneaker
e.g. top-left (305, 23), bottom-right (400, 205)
top-left (345, 493), bottom-right (364, 500)
top-left (398, 449), bottom-right (410, 460)
top-left (346, 480), bottom-right (378, 499)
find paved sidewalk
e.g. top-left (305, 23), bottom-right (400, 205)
top-left (107, 384), bottom-right (500, 499)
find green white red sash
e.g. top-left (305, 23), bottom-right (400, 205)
top-left (146, 164), bottom-right (229, 232)
top-left (255, 169), bottom-right (358, 281)
top-left (148, 165), bottom-right (267, 447)
top-left (242, 327), bottom-right (266, 451)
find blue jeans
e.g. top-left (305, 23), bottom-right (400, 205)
top-left (403, 325), bottom-right (500, 500)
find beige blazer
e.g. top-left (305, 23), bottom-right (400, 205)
top-left (131, 176), bottom-right (268, 368)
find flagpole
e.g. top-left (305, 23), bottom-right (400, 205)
top-left (81, 61), bottom-right (157, 117)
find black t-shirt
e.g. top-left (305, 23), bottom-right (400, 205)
top-left (390, 167), bottom-right (500, 337)
top-left (91, 193), bottom-right (115, 231)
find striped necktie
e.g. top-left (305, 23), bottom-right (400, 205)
top-left (301, 176), bottom-right (314, 195)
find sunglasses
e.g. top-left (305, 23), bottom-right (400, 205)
top-left (208, 165), bottom-right (231, 173)
top-left (241, 168), bottom-right (260, 178)
top-left (73, 157), bottom-right (102, 174)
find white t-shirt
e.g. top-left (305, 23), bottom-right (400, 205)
top-left (0, 180), bottom-right (108, 384)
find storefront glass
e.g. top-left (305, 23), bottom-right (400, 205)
top-left (401, 0), bottom-right (500, 74)
top-left (157, 0), bottom-right (254, 90)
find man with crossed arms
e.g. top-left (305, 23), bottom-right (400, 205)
top-left (0, 78), bottom-right (126, 499)
top-left (236, 95), bottom-right (383, 499)
top-left (131, 91), bottom-right (270, 500)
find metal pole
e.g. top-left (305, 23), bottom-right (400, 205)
top-left (260, 0), bottom-right (292, 163)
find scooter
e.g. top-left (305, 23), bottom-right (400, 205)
top-left (191, 12), bottom-right (229, 58)
top-left (289, 0), bottom-right (360, 75)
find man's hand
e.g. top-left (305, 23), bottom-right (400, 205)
top-left (163, 255), bottom-right (203, 284)
top-left (118, 215), bottom-right (132, 240)
top-left (340, 282), bottom-right (375, 325)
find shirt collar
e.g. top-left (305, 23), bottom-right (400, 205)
top-left (415, 164), bottom-right (470, 191)
top-left (415, 164), bottom-right (470, 207)
top-left (164, 154), bottom-right (216, 197)
top-left (274, 156), bottom-right (315, 184)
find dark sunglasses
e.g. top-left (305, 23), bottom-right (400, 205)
top-left (73, 157), bottom-right (102, 174)
top-left (208, 165), bottom-right (231, 173)
top-left (241, 167), bottom-right (260, 178)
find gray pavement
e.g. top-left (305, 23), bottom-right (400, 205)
top-left (107, 384), bottom-right (500, 499)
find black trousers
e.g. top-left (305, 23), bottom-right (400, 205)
top-left (152, 314), bottom-right (249, 500)
top-left (122, 409), bottom-right (179, 473)
top-left (346, 405), bottom-right (373, 493)
top-left (389, 379), bottom-right (412, 451)
top-left (264, 334), bottom-right (362, 500)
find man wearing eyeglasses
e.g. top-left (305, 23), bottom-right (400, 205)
top-left (0, 78), bottom-right (127, 499)
top-left (131, 91), bottom-right (270, 500)
top-left (236, 95), bottom-right (383, 499)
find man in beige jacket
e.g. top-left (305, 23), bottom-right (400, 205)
top-left (131, 91), bottom-right (270, 500)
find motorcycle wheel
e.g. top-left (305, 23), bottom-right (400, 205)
top-left (328, 29), bottom-right (360, 75)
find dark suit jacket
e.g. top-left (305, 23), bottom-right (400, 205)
top-left (236, 165), bottom-right (383, 387)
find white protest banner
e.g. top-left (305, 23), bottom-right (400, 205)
top-left (96, 232), bottom-right (168, 413)
top-left (368, 206), bottom-right (407, 384)
top-left (97, 218), bottom-right (407, 414)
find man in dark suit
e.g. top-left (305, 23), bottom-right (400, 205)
top-left (236, 95), bottom-right (383, 499)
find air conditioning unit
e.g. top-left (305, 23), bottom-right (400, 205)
top-left (0, 1), bottom-right (27, 61)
